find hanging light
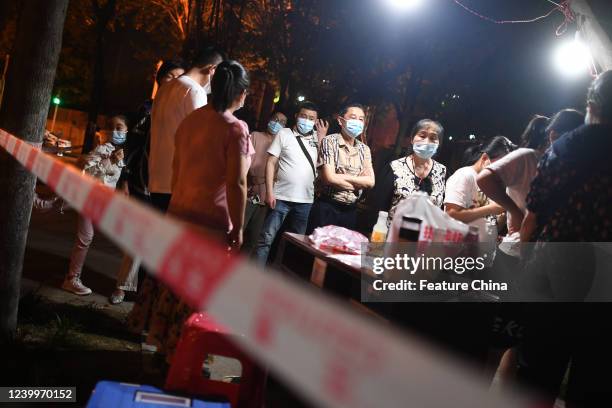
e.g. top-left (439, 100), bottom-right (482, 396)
top-left (554, 31), bottom-right (592, 78)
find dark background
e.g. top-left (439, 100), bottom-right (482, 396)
top-left (1, 0), bottom-right (611, 148)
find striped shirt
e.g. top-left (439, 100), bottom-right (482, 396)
top-left (316, 133), bottom-right (372, 204)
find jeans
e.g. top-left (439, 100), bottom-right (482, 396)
top-left (253, 200), bottom-right (312, 266)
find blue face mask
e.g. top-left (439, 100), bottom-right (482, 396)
top-left (111, 130), bottom-right (127, 145)
top-left (267, 120), bottom-right (283, 135)
top-left (413, 142), bottom-right (438, 159)
top-left (343, 119), bottom-right (364, 138)
top-left (296, 117), bottom-right (315, 135)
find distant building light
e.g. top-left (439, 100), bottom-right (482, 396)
top-left (469, 134), bottom-right (476, 140)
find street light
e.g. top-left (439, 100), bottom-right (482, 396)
top-left (51, 95), bottom-right (61, 132)
top-left (554, 33), bottom-right (592, 78)
top-left (384, 0), bottom-right (421, 10)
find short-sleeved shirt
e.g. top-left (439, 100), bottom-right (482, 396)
top-left (386, 157), bottom-right (446, 225)
top-left (248, 131), bottom-right (274, 199)
top-left (486, 147), bottom-right (539, 256)
top-left (149, 75), bottom-right (207, 194)
top-left (526, 124), bottom-right (612, 242)
top-left (169, 105), bottom-right (255, 232)
top-left (316, 133), bottom-right (372, 204)
top-left (267, 128), bottom-right (318, 203)
top-left (445, 166), bottom-right (491, 242)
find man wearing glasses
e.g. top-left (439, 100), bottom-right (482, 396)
top-left (242, 111), bottom-right (288, 254)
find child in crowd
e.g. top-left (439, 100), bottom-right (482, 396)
top-left (62, 114), bottom-right (128, 295)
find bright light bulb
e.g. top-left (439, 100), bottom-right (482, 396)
top-left (297, 95), bottom-right (305, 102)
top-left (554, 38), bottom-right (591, 77)
top-left (384, 0), bottom-right (421, 10)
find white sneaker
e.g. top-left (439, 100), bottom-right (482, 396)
top-left (62, 277), bottom-right (92, 295)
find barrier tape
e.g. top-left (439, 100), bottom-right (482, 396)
top-left (1, 129), bottom-right (529, 408)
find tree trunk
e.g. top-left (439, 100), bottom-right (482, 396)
top-left (83, 0), bottom-right (117, 153)
top-left (0, 0), bottom-right (69, 345)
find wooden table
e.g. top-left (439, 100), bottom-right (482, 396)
top-left (273, 232), bottom-right (387, 319)
top-left (273, 233), bottom-right (505, 362)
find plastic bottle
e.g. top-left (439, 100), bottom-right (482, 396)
top-left (371, 211), bottom-right (389, 243)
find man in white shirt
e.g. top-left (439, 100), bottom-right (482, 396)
top-left (253, 102), bottom-right (328, 265)
top-left (148, 47), bottom-right (223, 212)
top-left (242, 111), bottom-right (288, 254)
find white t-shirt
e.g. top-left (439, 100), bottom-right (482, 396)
top-left (445, 165), bottom-right (497, 264)
top-left (267, 128), bottom-right (318, 203)
top-left (486, 147), bottom-right (539, 256)
top-left (444, 166), bottom-right (489, 242)
top-left (149, 75), bottom-right (207, 194)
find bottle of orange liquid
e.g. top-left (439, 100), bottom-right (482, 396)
top-left (370, 211), bottom-right (388, 243)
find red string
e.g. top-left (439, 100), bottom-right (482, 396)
top-left (451, 0), bottom-right (572, 27)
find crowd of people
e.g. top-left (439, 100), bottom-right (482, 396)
top-left (52, 43), bottom-right (612, 406)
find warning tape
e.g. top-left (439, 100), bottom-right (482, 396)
top-left (1, 129), bottom-right (529, 408)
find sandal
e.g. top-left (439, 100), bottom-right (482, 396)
top-left (109, 289), bottom-right (125, 304)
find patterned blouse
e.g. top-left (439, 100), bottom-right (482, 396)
top-left (526, 124), bottom-right (612, 242)
top-left (384, 156), bottom-right (447, 224)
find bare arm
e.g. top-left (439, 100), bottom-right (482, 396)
top-left (477, 169), bottom-right (523, 233)
top-left (445, 202), bottom-right (504, 224)
top-left (226, 145), bottom-right (249, 249)
top-left (265, 154), bottom-right (279, 208)
top-left (520, 210), bottom-right (537, 242)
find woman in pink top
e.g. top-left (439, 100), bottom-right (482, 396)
top-left (128, 60), bottom-right (253, 359)
top-left (170, 61), bottom-right (254, 247)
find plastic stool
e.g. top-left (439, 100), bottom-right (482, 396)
top-left (165, 312), bottom-right (266, 408)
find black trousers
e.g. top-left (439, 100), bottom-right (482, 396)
top-left (306, 197), bottom-right (358, 235)
top-left (150, 193), bottom-right (172, 214)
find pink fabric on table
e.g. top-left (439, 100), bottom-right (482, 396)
top-left (169, 104), bottom-right (255, 233)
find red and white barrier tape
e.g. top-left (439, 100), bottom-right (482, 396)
top-left (1, 129), bottom-right (528, 408)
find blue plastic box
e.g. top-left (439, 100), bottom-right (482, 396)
top-left (86, 381), bottom-right (231, 408)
